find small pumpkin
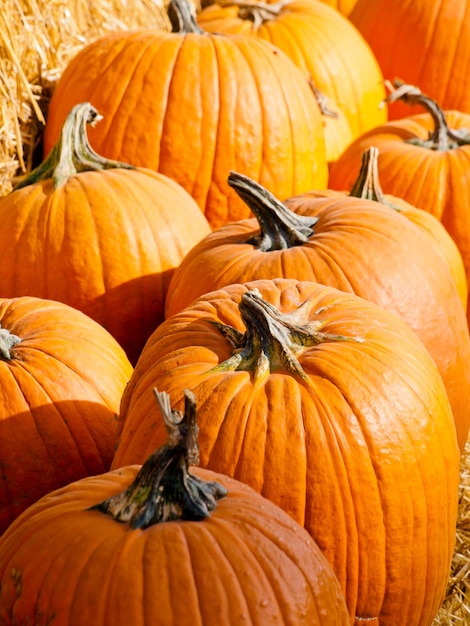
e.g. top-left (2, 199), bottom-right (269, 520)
top-left (113, 279), bottom-right (460, 624)
top-left (0, 102), bottom-right (211, 365)
top-left (42, 0), bottom-right (328, 229)
top-left (197, 0), bottom-right (386, 158)
top-left (164, 171), bottom-right (470, 450)
top-left (0, 388), bottom-right (350, 626)
top-left (0, 295), bottom-right (133, 535)
top-left (328, 79), bottom-right (470, 325)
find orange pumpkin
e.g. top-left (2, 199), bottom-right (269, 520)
top-left (316, 0), bottom-right (358, 15)
top-left (0, 388), bottom-right (350, 626)
top-left (197, 0), bottom-right (386, 161)
top-left (0, 295), bottom-right (133, 535)
top-left (349, 0), bottom-right (470, 120)
top-left (42, 0), bottom-right (328, 229)
top-left (0, 103), bottom-right (210, 365)
top-left (164, 172), bottom-right (470, 450)
top-left (345, 145), bottom-right (468, 310)
top-left (328, 80), bottom-right (470, 327)
top-left (113, 279), bottom-right (460, 624)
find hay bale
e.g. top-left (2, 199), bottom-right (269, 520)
top-left (0, 0), bottom-right (171, 196)
top-left (433, 438), bottom-right (470, 624)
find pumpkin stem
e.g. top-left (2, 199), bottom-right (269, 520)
top-left (0, 325), bottom-right (21, 360)
top-left (310, 82), bottom-right (339, 119)
top-left (211, 288), bottom-right (363, 383)
top-left (217, 0), bottom-right (290, 27)
top-left (168, 0), bottom-right (205, 33)
top-left (227, 171), bottom-right (318, 251)
top-left (90, 388), bottom-right (227, 529)
top-left (13, 103), bottom-right (134, 191)
top-left (384, 79), bottom-right (470, 150)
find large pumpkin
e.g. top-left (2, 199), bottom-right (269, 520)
top-left (0, 295), bottom-right (133, 535)
top-left (349, 0), bottom-right (470, 120)
top-left (42, 0), bottom-right (328, 229)
top-left (112, 279), bottom-right (460, 624)
top-left (0, 388), bottom-right (350, 625)
top-left (0, 102), bottom-right (210, 365)
top-left (164, 172), bottom-right (470, 451)
top-left (197, 0), bottom-right (386, 162)
top-left (328, 80), bottom-right (470, 326)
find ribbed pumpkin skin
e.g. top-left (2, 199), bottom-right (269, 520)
top-left (349, 0), bottom-right (470, 120)
top-left (197, 0), bottom-right (386, 145)
top-left (164, 194), bottom-right (470, 451)
top-left (113, 279), bottom-right (460, 625)
top-left (42, 30), bottom-right (328, 230)
top-left (369, 194), bottom-right (468, 310)
top-left (328, 111), bottom-right (470, 327)
top-left (0, 296), bottom-right (133, 535)
top-left (0, 466), bottom-right (350, 626)
top-left (0, 168), bottom-right (210, 365)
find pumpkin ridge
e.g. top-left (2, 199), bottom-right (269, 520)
top-left (184, 520), bottom-right (257, 623)
top-left (14, 363), bottom-right (109, 473)
top-left (233, 39), bottom-right (300, 192)
top-left (97, 33), bottom-right (169, 160)
top-left (207, 377), bottom-right (255, 474)
top-left (206, 34), bottom-right (239, 219)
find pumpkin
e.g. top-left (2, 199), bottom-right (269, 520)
top-left (164, 171), bottom-right (470, 451)
top-left (113, 279), bottom-right (460, 624)
top-left (346, 145), bottom-right (468, 310)
top-left (316, 0), bottom-right (358, 15)
top-left (328, 79), bottom-right (470, 327)
top-left (0, 102), bottom-right (210, 365)
top-left (349, 0), bottom-right (470, 120)
top-left (42, 0), bottom-right (328, 230)
top-left (0, 295), bottom-right (133, 535)
top-left (0, 387), bottom-right (350, 626)
top-left (197, 0), bottom-right (386, 161)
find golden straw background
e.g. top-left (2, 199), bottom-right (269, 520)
top-left (1, 1), bottom-right (469, 623)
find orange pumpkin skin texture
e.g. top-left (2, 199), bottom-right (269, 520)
top-left (316, 0), bottom-right (358, 15)
top-left (343, 145), bottom-right (468, 311)
top-left (164, 174), bottom-right (470, 451)
top-left (197, 0), bottom-right (386, 153)
top-left (0, 104), bottom-right (211, 365)
top-left (0, 295), bottom-right (133, 535)
top-left (42, 29), bottom-right (328, 229)
top-left (113, 279), bottom-right (460, 624)
top-left (349, 0), bottom-right (470, 120)
top-left (0, 468), bottom-right (350, 625)
top-left (327, 107), bottom-right (470, 327)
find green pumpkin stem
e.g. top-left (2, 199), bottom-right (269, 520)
top-left (211, 288), bottom-right (363, 383)
top-left (90, 389), bottom-right (227, 529)
top-left (168, 0), bottom-right (205, 33)
top-left (384, 79), bottom-right (470, 150)
top-left (0, 325), bottom-right (21, 360)
top-left (227, 171), bottom-right (318, 251)
top-left (13, 103), bottom-right (134, 191)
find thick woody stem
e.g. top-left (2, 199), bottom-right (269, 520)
top-left (90, 388), bottom-right (227, 529)
top-left (384, 79), bottom-right (470, 150)
top-left (227, 171), bottom-right (318, 251)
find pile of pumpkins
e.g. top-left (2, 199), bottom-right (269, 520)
top-left (1, 0), bottom-right (470, 623)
